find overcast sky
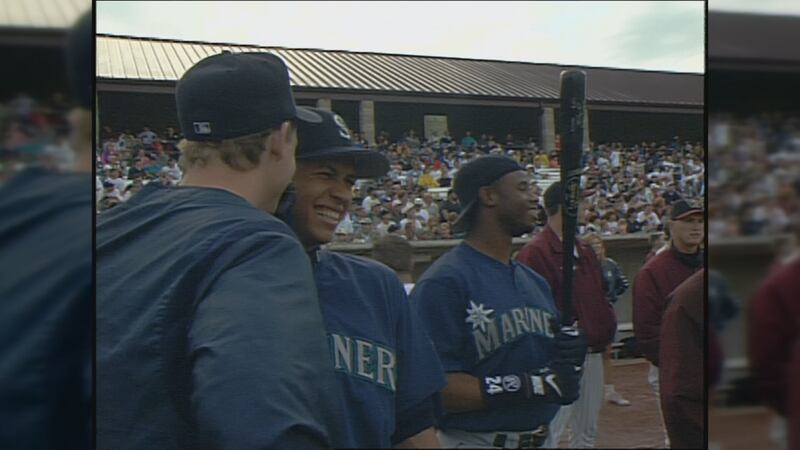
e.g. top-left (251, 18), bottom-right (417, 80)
top-left (709, 0), bottom-right (800, 15)
top-left (97, 1), bottom-right (704, 73)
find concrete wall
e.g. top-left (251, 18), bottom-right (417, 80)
top-left (330, 233), bottom-right (654, 327)
top-left (708, 235), bottom-right (790, 385)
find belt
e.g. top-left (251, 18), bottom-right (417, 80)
top-left (492, 425), bottom-right (548, 449)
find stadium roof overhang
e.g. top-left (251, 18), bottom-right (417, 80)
top-left (709, 11), bottom-right (800, 73)
top-left (97, 34), bottom-right (704, 115)
top-left (0, 0), bottom-right (90, 47)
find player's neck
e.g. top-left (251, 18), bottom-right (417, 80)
top-left (547, 218), bottom-right (562, 240)
top-left (465, 226), bottom-right (513, 265)
top-left (181, 165), bottom-right (281, 213)
top-left (672, 240), bottom-right (699, 255)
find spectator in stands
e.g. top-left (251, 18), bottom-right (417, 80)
top-left (127, 158), bottom-right (146, 180)
top-left (404, 129), bottom-right (421, 149)
top-left (402, 220), bottom-right (418, 241)
top-left (637, 204), bottom-right (662, 232)
top-left (534, 150), bottom-right (549, 168)
top-left (354, 217), bottom-right (378, 244)
top-left (413, 198), bottom-right (430, 223)
top-left (105, 167), bottom-right (127, 192)
top-left (376, 211), bottom-right (396, 237)
top-left (417, 165), bottom-right (439, 189)
top-left (94, 117), bottom-right (705, 241)
top-left (161, 157), bottom-right (182, 181)
top-left (137, 126), bottom-right (158, 149)
top-left (361, 187), bottom-right (381, 211)
top-left (461, 130), bottom-right (477, 150)
top-left (440, 189), bottom-right (461, 220)
top-left (422, 192), bottom-right (439, 221)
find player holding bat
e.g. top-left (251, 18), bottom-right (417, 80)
top-left (517, 71), bottom-right (617, 448)
top-left (410, 154), bottom-right (587, 448)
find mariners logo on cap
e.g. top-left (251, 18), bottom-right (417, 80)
top-left (333, 114), bottom-right (351, 139)
top-left (193, 122), bottom-right (212, 135)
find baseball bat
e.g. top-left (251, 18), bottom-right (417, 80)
top-left (558, 70), bottom-right (586, 327)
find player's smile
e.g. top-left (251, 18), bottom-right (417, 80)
top-left (315, 205), bottom-right (344, 226)
top-left (293, 160), bottom-right (356, 247)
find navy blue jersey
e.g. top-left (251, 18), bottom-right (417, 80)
top-left (409, 243), bottom-right (561, 432)
top-left (96, 183), bottom-right (341, 450)
top-left (0, 168), bottom-right (92, 450)
top-left (313, 249), bottom-right (446, 448)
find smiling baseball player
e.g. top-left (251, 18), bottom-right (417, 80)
top-left (408, 156), bottom-right (587, 449)
top-left (280, 108), bottom-right (447, 448)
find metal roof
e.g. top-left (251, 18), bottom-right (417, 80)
top-left (97, 34), bottom-right (703, 108)
top-left (710, 12), bottom-right (800, 67)
top-left (0, 0), bottom-right (89, 30)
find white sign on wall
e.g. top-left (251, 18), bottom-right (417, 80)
top-left (424, 115), bottom-right (448, 140)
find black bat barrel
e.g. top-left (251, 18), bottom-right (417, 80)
top-left (558, 70), bottom-right (587, 326)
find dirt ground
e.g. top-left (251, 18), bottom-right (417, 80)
top-left (550, 358), bottom-right (784, 449)
top-left (709, 405), bottom-right (782, 450)
top-left (550, 358), bottom-right (668, 448)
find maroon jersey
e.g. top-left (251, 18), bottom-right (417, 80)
top-left (791, 339), bottom-right (800, 450)
top-left (708, 327), bottom-right (722, 390)
top-left (748, 257), bottom-right (800, 416)
top-left (659, 270), bottom-right (704, 449)
top-left (633, 247), bottom-right (701, 366)
top-left (516, 226), bottom-right (617, 350)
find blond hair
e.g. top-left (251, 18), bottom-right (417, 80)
top-left (177, 129), bottom-right (276, 172)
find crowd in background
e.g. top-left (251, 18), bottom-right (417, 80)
top-left (709, 113), bottom-right (800, 241)
top-left (0, 92), bottom-right (76, 182)
top-left (94, 121), bottom-right (706, 243)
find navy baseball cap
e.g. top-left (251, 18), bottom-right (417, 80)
top-left (296, 108), bottom-right (389, 178)
top-left (452, 156), bottom-right (525, 230)
top-left (64, 10), bottom-right (92, 108)
top-left (176, 52), bottom-right (321, 141)
top-left (669, 199), bottom-right (703, 220)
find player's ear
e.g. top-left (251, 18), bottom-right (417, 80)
top-left (478, 185), bottom-right (498, 207)
top-left (266, 121), bottom-right (297, 163)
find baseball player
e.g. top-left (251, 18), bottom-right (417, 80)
top-left (632, 198), bottom-right (704, 446)
top-left (280, 108), bottom-right (447, 448)
top-left (583, 233), bottom-right (631, 407)
top-left (516, 182), bottom-right (617, 449)
top-left (0, 11), bottom-right (92, 449)
top-left (748, 250), bottom-right (800, 450)
top-left (409, 156), bottom-right (587, 449)
top-left (97, 53), bottom-right (342, 449)
top-left (659, 269), bottom-right (704, 449)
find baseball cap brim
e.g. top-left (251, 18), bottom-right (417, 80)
top-left (296, 146), bottom-right (390, 178)
top-left (672, 208), bottom-right (703, 220)
top-left (295, 106), bottom-right (323, 123)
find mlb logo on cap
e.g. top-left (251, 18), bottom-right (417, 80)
top-left (193, 122), bottom-right (212, 135)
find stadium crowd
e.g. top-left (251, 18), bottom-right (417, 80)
top-left (709, 113), bottom-right (800, 240)
top-left (0, 92), bottom-right (76, 182)
top-left (94, 122), bottom-right (705, 243)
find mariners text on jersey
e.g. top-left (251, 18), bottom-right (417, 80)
top-left (329, 333), bottom-right (398, 392)
top-left (468, 302), bottom-right (556, 360)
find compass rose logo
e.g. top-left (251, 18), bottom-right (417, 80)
top-left (465, 301), bottom-right (494, 333)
